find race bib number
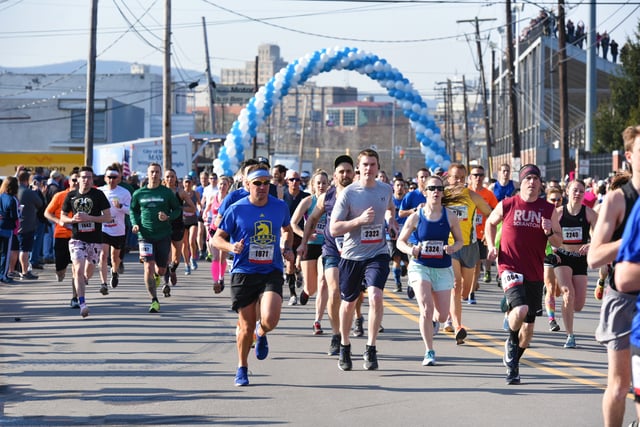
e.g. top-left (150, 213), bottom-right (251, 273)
top-left (501, 270), bottom-right (524, 291)
top-left (315, 221), bottom-right (326, 234)
top-left (419, 240), bottom-right (444, 259)
top-left (335, 236), bottom-right (344, 254)
top-left (249, 243), bottom-right (274, 264)
top-left (562, 226), bottom-right (583, 244)
top-left (474, 213), bottom-right (483, 226)
top-left (104, 218), bottom-right (117, 228)
top-left (78, 222), bottom-right (95, 233)
top-left (139, 241), bottom-right (153, 257)
top-left (451, 206), bottom-right (469, 221)
top-left (361, 224), bottom-right (383, 244)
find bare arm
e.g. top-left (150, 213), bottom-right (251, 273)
top-left (587, 190), bottom-right (625, 268)
top-left (290, 196), bottom-right (311, 238)
top-left (469, 190), bottom-right (492, 217)
top-left (485, 201), bottom-right (504, 261)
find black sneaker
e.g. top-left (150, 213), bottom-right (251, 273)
top-left (69, 297), bottom-right (80, 309)
top-left (353, 316), bottom-right (364, 337)
top-left (299, 290), bottom-right (309, 305)
top-left (503, 338), bottom-right (518, 369)
top-left (363, 345), bottom-right (379, 370)
top-left (549, 319), bottom-right (560, 332)
top-left (506, 366), bottom-right (520, 385)
top-left (100, 283), bottom-right (109, 295)
top-left (407, 285), bottom-right (415, 300)
top-left (394, 284), bottom-right (402, 293)
top-left (328, 334), bottom-right (340, 356)
top-left (401, 264), bottom-right (407, 277)
top-left (338, 344), bottom-right (352, 371)
top-left (110, 271), bottom-right (119, 288)
top-left (162, 284), bottom-right (171, 298)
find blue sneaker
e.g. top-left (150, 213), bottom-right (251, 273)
top-left (190, 258), bottom-right (198, 270)
top-left (234, 366), bottom-right (249, 386)
top-left (255, 322), bottom-right (269, 360)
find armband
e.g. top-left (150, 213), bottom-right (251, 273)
top-left (545, 230), bottom-right (554, 237)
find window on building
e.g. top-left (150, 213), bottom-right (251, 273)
top-left (326, 110), bottom-right (340, 127)
top-left (343, 108), bottom-right (356, 126)
top-left (70, 110), bottom-right (106, 140)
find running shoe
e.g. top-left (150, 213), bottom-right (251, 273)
top-left (149, 300), bottom-right (160, 313)
top-left (213, 279), bottom-right (225, 294)
top-left (467, 292), bottom-right (477, 305)
top-left (70, 297), bottom-right (80, 309)
top-left (234, 366), bottom-right (249, 387)
top-left (110, 271), bottom-right (119, 288)
top-left (443, 320), bottom-right (454, 333)
top-left (506, 366), bottom-right (521, 385)
top-left (99, 283), bottom-right (109, 295)
top-left (328, 334), bottom-right (340, 356)
top-left (401, 264), bottom-right (408, 277)
top-left (363, 345), bottom-right (378, 370)
top-left (162, 284), bottom-right (171, 298)
top-left (184, 265), bottom-right (191, 276)
top-left (190, 258), bottom-right (198, 271)
top-left (394, 284), bottom-right (402, 293)
top-left (169, 264), bottom-right (178, 285)
top-left (594, 279), bottom-right (605, 301)
top-left (20, 271), bottom-right (39, 280)
top-left (313, 321), bottom-right (323, 335)
top-left (338, 344), bottom-right (352, 371)
top-left (353, 316), bottom-right (364, 337)
top-left (422, 350), bottom-right (436, 366)
top-left (549, 319), bottom-right (560, 332)
top-left (379, 324), bottom-right (385, 333)
top-left (564, 334), bottom-right (576, 349)
top-left (205, 253), bottom-right (212, 262)
top-left (255, 322), bottom-right (269, 360)
top-left (299, 290), bottom-right (309, 306)
top-left (482, 271), bottom-right (491, 283)
top-left (288, 295), bottom-right (298, 306)
top-left (455, 327), bottom-right (467, 345)
top-left (407, 285), bottom-right (415, 300)
top-left (80, 304), bottom-right (90, 318)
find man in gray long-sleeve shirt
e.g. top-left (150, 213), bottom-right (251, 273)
top-left (17, 170), bottom-right (42, 280)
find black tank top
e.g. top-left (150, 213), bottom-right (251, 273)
top-left (560, 205), bottom-right (590, 244)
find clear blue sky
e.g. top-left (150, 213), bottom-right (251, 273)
top-left (1, 0), bottom-right (637, 99)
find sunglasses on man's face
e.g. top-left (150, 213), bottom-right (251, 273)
top-left (426, 185), bottom-right (445, 192)
top-left (288, 177), bottom-right (301, 182)
top-left (252, 180), bottom-right (270, 187)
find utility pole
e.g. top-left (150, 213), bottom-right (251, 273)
top-left (252, 55), bottom-right (258, 159)
top-left (491, 48), bottom-right (497, 172)
top-left (557, 0), bottom-right (570, 180)
top-left (505, 0), bottom-right (520, 162)
top-left (457, 17), bottom-right (495, 174)
top-left (585, 0), bottom-right (597, 153)
top-left (201, 17), bottom-right (216, 134)
top-left (462, 75), bottom-right (470, 171)
top-left (162, 0), bottom-right (172, 171)
top-left (84, 0), bottom-right (98, 167)
top-left (298, 96), bottom-right (308, 174)
top-left (447, 79), bottom-right (456, 160)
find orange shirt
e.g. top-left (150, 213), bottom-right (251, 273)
top-left (473, 186), bottom-right (498, 242)
top-left (45, 189), bottom-right (73, 239)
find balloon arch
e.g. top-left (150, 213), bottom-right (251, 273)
top-left (213, 46), bottom-right (451, 177)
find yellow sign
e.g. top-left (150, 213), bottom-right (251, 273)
top-left (0, 153), bottom-right (84, 177)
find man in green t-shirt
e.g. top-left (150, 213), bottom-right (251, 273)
top-left (130, 162), bottom-right (182, 313)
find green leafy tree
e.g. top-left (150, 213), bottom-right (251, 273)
top-left (594, 20), bottom-right (640, 153)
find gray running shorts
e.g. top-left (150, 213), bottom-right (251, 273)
top-left (595, 286), bottom-right (637, 351)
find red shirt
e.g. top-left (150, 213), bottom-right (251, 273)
top-left (498, 196), bottom-right (555, 282)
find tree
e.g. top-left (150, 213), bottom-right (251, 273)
top-left (594, 19), bottom-right (640, 153)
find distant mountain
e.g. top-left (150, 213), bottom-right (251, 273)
top-left (0, 60), bottom-right (210, 82)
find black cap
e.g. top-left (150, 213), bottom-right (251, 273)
top-left (334, 155), bottom-right (353, 169)
top-left (256, 156), bottom-right (270, 168)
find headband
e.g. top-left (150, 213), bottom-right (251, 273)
top-left (519, 164), bottom-right (541, 181)
top-left (247, 169), bottom-right (271, 181)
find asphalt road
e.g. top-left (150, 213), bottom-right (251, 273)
top-left (1, 253), bottom-right (636, 426)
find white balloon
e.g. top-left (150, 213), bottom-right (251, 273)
top-left (435, 155), bottom-right (443, 164)
top-left (415, 124), bottom-right (426, 134)
top-left (395, 81), bottom-right (405, 91)
top-left (373, 61), bottom-right (383, 71)
top-left (227, 145), bottom-right (237, 157)
top-left (424, 129), bottom-right (434, 138)
top-left (412, 104), bottom-right (421, 113)
top-left (442, 160), bottom-right (451, 170)
top-left (364, 64), bottom-right (374, 73)
top-left (437, 140), bottom-right (445, 149)
top-left (402, 101), bottom-right (412, 110)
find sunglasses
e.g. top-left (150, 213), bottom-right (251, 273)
top-left (471, 173), bottom-right (485, 177)
top-left (288, 178), bottom-right (301, 182)
top-left (106, 176), bottom-right (119, 179)
top-left (252, 180), bottom-right (270, 187)
top-left (549, 198), bottom-right (561, 202)
top-left (71, 178), bottom-right (78, 183)
top-left (426, 185), bottom-right (445, 192)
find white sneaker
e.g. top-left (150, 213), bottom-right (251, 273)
top-left (443, 320), bottom-right (454, 333)
top-left (288, 295), bottom-right (298, 306)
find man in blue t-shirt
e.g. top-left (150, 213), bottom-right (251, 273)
top-left (212, 164), bottom-right (294, 387)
